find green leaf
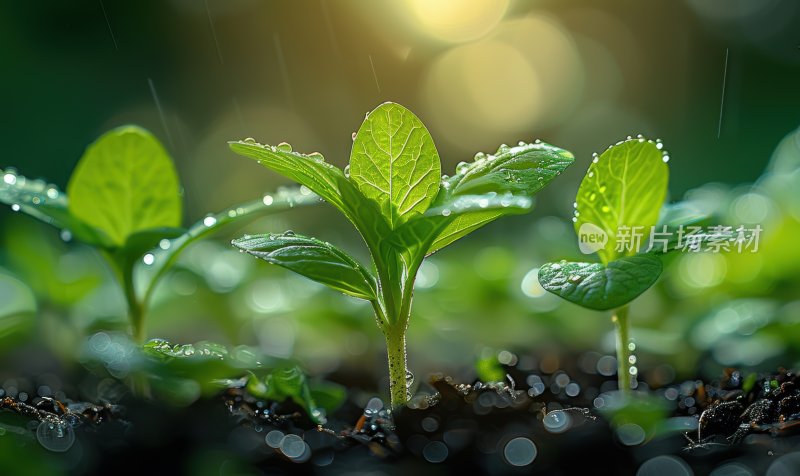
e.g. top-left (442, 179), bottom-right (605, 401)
top-left (309, 380), bottom-right (347, 413)
top-left (67, 126), bottom-right (182, 247)
top-left (0, 271), bottom-right (36, 342)
top-left (0, 167), bottom-right (110, 246)
top-left (388, 193), bottom-right (533, 260)
top-left (428, 141), bottom-right (574, 254)
top-left (232, 232), bottom-right (377, 300)
top-left (136, 187), bottom-right (320, 305)
top-left (349, 102), bottom-right (441, 228)
top-left (575, 138), bottom-right (669, 264)
top-left (246, 366), bottom-right (328, 424)
top-left (537, 256), bottom-right (662, 311)
top-left (657, 201), bottom-right (708, 227)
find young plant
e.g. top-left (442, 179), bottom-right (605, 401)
top-left (538, 137), bottom-right (680, 395)
top-left (230, 102), bottom-right (574, 407)
top-left (0, 126), bottom-right (318, 342)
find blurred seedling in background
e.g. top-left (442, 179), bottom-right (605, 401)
top-left (0, 126), bottom-right (318, 343)
top-left (538, 137), bottom-right (721, 397)
top-left (230, 101), bottom-right (574, 407)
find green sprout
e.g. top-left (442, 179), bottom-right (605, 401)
top-left (230, 102), bottom-right (574, 407)
top-left (0, 126), bottom-right (318, 342)
top-left (538, 137), bottom-right (709, 396)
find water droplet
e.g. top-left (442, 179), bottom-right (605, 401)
top-left (227, 210), bottom-right (237, 218)
top-left (3, 173), bottom-right (17, 185)
top-left (276, 142), bottom-right (292, 153)
top-left (626, 135), bottom-right (632, 140)
top-left (307, 152), bottom-right (324, 161)
top-left (143, 253), bottom-right (155, 266)
top-left (656, 141), bottom-right (664, 150)
top-left (662, 154), bottom-right (670, 163)
top-left (551, 263), bottom-right (561, 270)
top-left (351, 132), bottom-right (357, 141)
top-left (569, 275), bottom-right (581, 283)
top-left (456, 161), bottom-right (470, 174)
top-left (543, 410), bottom-right (570, 433)
top-left (573, 202), bottom-right (578, 208)
top-left (627, 342), bottom-right (636, 351)
top-left (243, 137), bottom-right (257, 143)
top-left (299, 185), bottom-right (312, 196)
top-left (10, 204), bottom-right (20, 212)
top-left (310, 408), bottom-right (325, 423)
top-left (36, 421), bottom-right (75, 452)
top-left (588, 171), bottom-right (594, 178)
top-left (478, 198), bottom-right (489, 208)
top-left (534, 139), bottom-right (542, 144)
top-left (46, 188), bottom-right (59, 199)
top-left (263, 195), bottom-right (274, 206)
top-left (504, 437), bottom-right (537, 466)
top-left (441, 208), bottom-right (452, 217)
top-left (628, 355), bottom-right (637, 364)
top-left (203, 216), bottom-right (217, 227)
top-left (572, 217), bottom-right (577, 223)
top-left (31, 196), bottom-right (41, 205)
top-left (60, 230), bottom-right (72, 242)
top-left (406, 370), bottom-right (415, 387)
top-left (496, 143), bottom-right (510, 154)
top-left (344, 164), bottom-right (351, 178)
top-left (474, 152), bottom-right (487, 161)
top-left (518, 141), bottom-right (526, 146)
top-left (265, 430), bottom-right (284, 448)
top-left (629, 367), bottom-right (638, 376)
top-left (284, 230), bottom-right (296, 237)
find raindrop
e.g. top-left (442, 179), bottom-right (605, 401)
top-left (46, 188), bottom-right (59, 199)
top-left (3, 173), bottom-right (17, 185)
top-left (263, 195), bottom-right (274, 206)
top-left (276, 142), bottom-right (293, 153)
top-left (280, 434), bottom-right (305, 458)
top-left (629, 367), bottom-right (638, 376)
top-left (543, 410), bottom-right (570, 433)
top-left (10, 204), bottom-right (20, 212)
top-left (518, 141), bottom-right (526, 146)
top-left (636, 456), bottom-right (692, 476)
top-left (203, 216), bottom-right (217, 227)
top-left (441, 209), bottom-right (452, 217)
top-left (551, 263), bottom-right (561, 270)
top-left (60, 230), bottom-right (72, 242)
top-left (588, 171), bottom-right (594, 178)
top-left (421, 417), bottom-right (439, 432)
top-left (456, 161), bottom-right (470, 174)
top-left (344, 165), bottom-right (351, 178)
top-left (264, 430), bottom-right (283, 448)
top-left (307, 152), bottom-right (324, 161)
top-left (143, 254), bottom-right (155, 266)
top-left (572, 217), bottom-right (577, 223)
top-left (662, 155), bottom-right (670, 163)
top-left (422, 441), bottom-right (448, 463)
top-left (32, 196), bottom-right (41, 204)
top-left (365, 397), bottom-right (383, 416)
top-left (504, 437), bottom-right (537, 466)
top-left (656, 142), bottom-right (664, 150)
top-left (628, 355), bottom-right (637, 364)
top-left (628, 342), bottom-right (636, 351)
top-left (243, 137), bottom-right (257, 143)
top-left (283, 230), bottom-right (296, 237)
top-left (36, 421), bottom-right (75, 452)
top-left (406, 370), bottom-right (415, 387)
top-left (616, 423), bottom-right (646, 446)
top-left (351, 132), bottom-right (357, 141)
top-left (534, 139), bottom-right (542, 144)
top-left (573, 202), bottom-right (578, 208)
top-left (569, 275), bottom-right (582, 283)
top-left (474, 152), bottom-right (487, 161)
top-left (496, 143), bottom-right (510, 154)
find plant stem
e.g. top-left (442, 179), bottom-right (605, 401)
top-left (384, 327), bottom-right (409, 408)
top-left (122, 270), bottom-right (146, 343)
top-left (612, 305), bottom-right (631, 396)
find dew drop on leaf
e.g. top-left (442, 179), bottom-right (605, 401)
top-left (262, 195), bottom-right (273, 206)
top-left (276, 142), bottom-right (293, 153)
top-left (344, 164), bottom-right (351, 178)
top-left (203, 216), bottom-right (217, 227)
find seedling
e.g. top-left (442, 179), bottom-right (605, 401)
top-left (230, 102), bottom-right (574, 407)
top-left (0, 126), bottom-right (318, 342)
top-left (538, 137), bottom-right (680, 395)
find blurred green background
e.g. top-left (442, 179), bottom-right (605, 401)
top-left (2, 0), bottom-right (800, 393)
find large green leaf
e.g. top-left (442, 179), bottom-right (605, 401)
top-left (349, 102), bottom-right (441, 228)
top-left (0, 271), bottom-right (36, 342)
top-left (135, 187), bottom-right (321, 305)
top-left (537, 256), bottom-right (662, 311)
top-left (232, 232), bottom-right (377, 300)
top-left (0, 168), bottom-right (109, 246)
top-left (428, 141), bottom-right (573, 254)
top-left (574, 138), bottom-right (668, 264)
top-left (67, 126), bottom-right (182, 247)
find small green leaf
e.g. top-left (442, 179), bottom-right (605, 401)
top-left (309, 380), bottom-right (347, 413)
top-left (389, 193), bottom-right (533, 259)
top-left (429, 141), bottom-right (573, 254)
top-left (136, 188), bottom-right (320, 306)
top-left (657, 202), bottom-right (708, 227)
top-left (232, 232), bottom-right (377, 300)
top-left (443, 141), bottom-right (574, 197)
top-left (575, 138), bottom-right (669, 264)
top-left (0, 167), bottom-right (110, 246)
top-left (350, 102), bottom-right (441, 228)
top-left (0, 272), bottom-right (36, 342)
top-left (537, 256), bottom-right (662, 311)
top-left (67, 126), bottom-right (182, 247)
top-left (247, 366), bottom-right (328, 424)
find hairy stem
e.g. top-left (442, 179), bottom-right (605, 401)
top-left (612, 305), bottom-right (631, 396)
top-left (384, 327), bottom-right (409, 408)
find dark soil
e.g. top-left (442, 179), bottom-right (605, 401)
top-left (4, 359), bottom-right (800, 475)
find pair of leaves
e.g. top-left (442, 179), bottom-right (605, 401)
top-left (230, 102), bottom-right (574, 315)
top-left (539, 138), bottom-right (671, 311)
